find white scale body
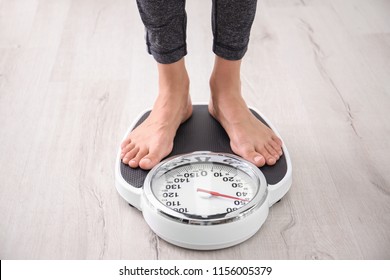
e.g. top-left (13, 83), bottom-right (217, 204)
top-left (115, 105), bottom-right (292, 250)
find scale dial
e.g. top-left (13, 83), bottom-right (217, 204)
top-left (143, 152), bottom-right (268, 225)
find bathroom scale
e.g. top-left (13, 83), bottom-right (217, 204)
top-left (115, 104), bottom-right (292, 250)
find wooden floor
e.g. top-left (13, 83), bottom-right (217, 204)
top-left (0, 0), bottom-right (389, 260)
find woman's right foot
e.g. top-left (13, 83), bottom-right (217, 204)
top-left (209, 56), bottom-right (283, 167)
top-left (120, 59), bottom-right (192, 170)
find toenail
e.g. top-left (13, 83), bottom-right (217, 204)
top-left (141, 158), bottom-right (151, 164)
top-left (123, 157), bottom-right (128, 162)
top-left (254, 156), bottom-right (263, 163)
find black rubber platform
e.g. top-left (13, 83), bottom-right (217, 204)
top-left (120, 105), bottom-right (287, 188)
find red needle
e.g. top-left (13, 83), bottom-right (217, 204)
top-left (196, 188), bottom-right (248, 202)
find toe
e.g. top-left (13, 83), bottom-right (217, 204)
top-left (139, 156), bottom-right (159, 170)
top-left (253, 153), bottom-right (266, 167)
top-left (232, 144), bottom-right (266, 167)
top-left (267, 157), bottom-right (276, 165)
top-left (121, 143), bottom-right (135, 159)
top-left (122, 147), bottom-right (139, 164)
top-left (269, 139), bottom-right (283, 156)
top-left (244, 150), bottom-right (266, 167)
top-left (129, 148), bottom-right (148, 168)
top-left (139, 147), bottom-right (170, 170)
top-left (273, 135), bottom-right (283, 146)
top-left (139, 157), bottom-right (154, 170)
top-left (265, 143), bottom-right (280, 160)
top-left (257, 146), bottom-right (277, 166)
top-left (272, 135), bottom-right (283, 152)
top-left (121, 137), bottom-right (132, 149)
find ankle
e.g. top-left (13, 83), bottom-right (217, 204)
top-left (209, 74), bottom-right (249, 122)
top-left (209, 73), bottom-right (242, 104)
top-left (159, 73), bottom-right (189, 100)
top-left (158, 59), bottom-right (189, 91)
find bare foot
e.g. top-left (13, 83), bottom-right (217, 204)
top-left (209, 57), bottom-right (283, 167)
top-left (121, 59), bottom-right (192, 170)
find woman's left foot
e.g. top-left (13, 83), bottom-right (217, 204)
top-left (209, 57), bottom-right (283, 167)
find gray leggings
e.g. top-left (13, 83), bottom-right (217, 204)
top-left (136, 0), bottom-right (258, 64)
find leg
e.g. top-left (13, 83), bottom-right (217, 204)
top-left (211, 0), bottom-right (257, 61)
top-left (209, 0), bottom-right (283, 167)
top-left (121, 0), bottom-right (192, 170)
top-left (136, 0), bottom-right (187, 64)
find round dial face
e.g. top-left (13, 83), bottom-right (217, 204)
top-left (143, 152), bottom-right (268, 224)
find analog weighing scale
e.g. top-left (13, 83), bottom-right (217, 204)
top-left (115, 104), bottom-right (292, 250)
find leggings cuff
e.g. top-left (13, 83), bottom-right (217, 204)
top-left (147, 44), bottom-right (187, 64)
top-left (212, 41), bottom-right (248, 61)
